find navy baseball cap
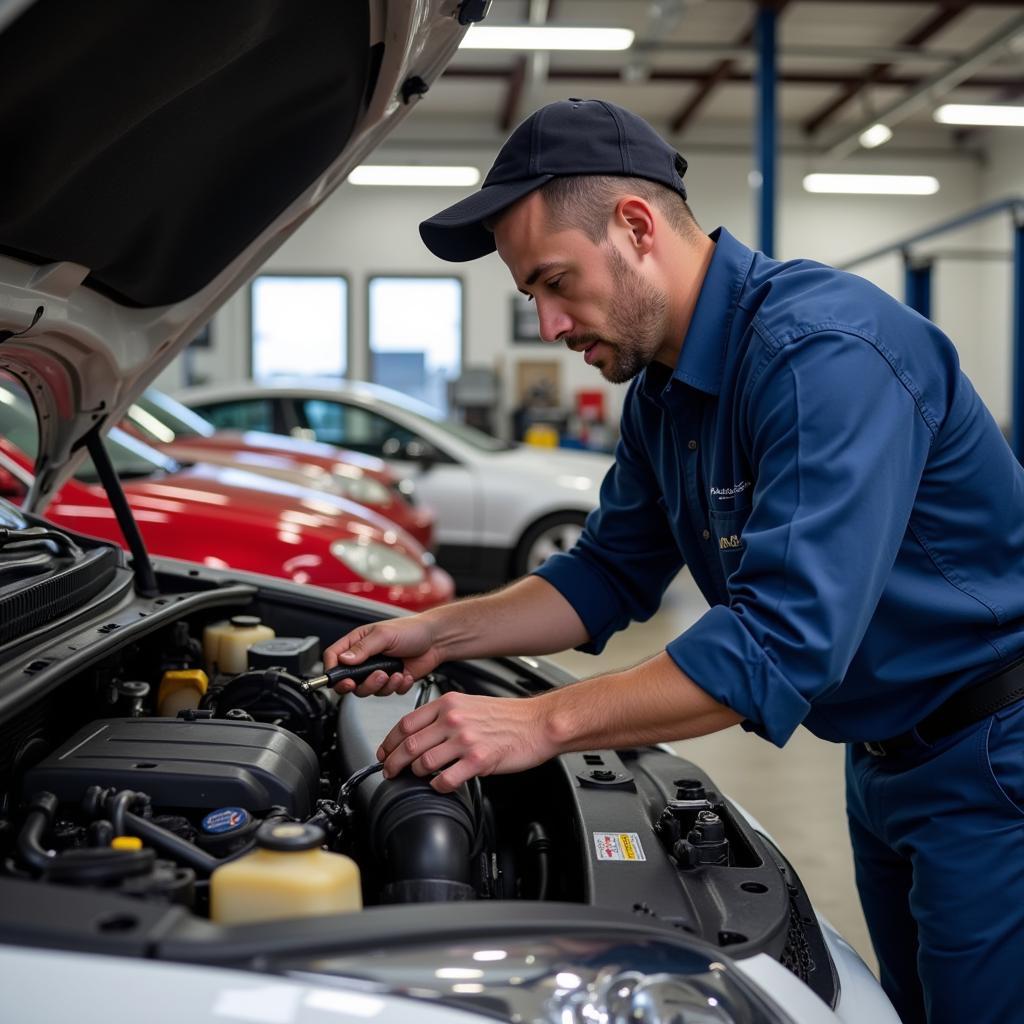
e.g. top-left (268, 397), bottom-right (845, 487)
top-left (419, 98), bottom-right (688, 262)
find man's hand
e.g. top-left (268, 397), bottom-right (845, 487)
top-left (376, 691), bottom-right (557, 793)
top-left (323, 616), bottom-right (442, 697)
top-left (375, 652), bottom-right (742, 793)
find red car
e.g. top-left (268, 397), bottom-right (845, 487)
top-left (120, 389), bottom-right (435, 549)
top-left (0, 392), bottom-right (453, 613)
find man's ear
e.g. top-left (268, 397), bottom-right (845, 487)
top-left (615, 197), bottom-right (656, 255)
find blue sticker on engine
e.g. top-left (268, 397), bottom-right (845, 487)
top-left (202, 807), bottom-right (251, 834)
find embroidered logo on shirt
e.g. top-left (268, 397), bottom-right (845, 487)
top-left (719, 534), bottom-right (742, 550)
top-left (710, 481), bottom-right (751, 500)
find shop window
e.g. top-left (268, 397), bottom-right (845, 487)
top-left (367, 276), bottom-right (461, 412)
top-left (251, 275), bottom-right (348, 380)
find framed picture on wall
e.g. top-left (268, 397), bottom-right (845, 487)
top-left (514, 359), bottom-right (561, 407)
top-left (510, 292), bottom-right (543, 343)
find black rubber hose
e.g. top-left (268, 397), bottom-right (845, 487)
top-left (370, 779), bottom-right (477, 901)
top-left (110, 789), bottom-right (136, 838)
top-left (84, 787), bottom-right (223, 876)
top-left (121, 811), bottom-right (221, 875)
top-left (525, 822), bottom-right (551, 901)
top-left (16, 792), bottom-right (58, 873)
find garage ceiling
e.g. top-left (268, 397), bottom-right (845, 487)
top-left (384, 0), bottom-right (1024, 157)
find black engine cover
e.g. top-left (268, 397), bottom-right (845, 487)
top-left (24, 717), bottom-right (319, 816)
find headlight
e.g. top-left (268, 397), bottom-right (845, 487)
top-left (330, 539), bottom-right (425, 585)
top-left (277, 930), bottom-right (792, 1024)
top-left (332, 475), bottom-right (392, 508)
top-left (396, 477), bottom-right (417, 503)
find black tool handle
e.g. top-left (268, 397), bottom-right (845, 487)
top-left (324, 656), bottom-right (405, 687)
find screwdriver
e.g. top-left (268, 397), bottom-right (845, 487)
top-left (302, 655), bottom-right (406, 693)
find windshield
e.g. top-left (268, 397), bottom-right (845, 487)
top-left (0, 385), bottom-right (174, 482)
top-left (127, 390), bottom-right (215, 442)
top-left (429, 416), bottom-right (514, 452)
top-left (375, 397), bottom-right (511, 452)
top-left (339, 382), bottom-right (513, 452)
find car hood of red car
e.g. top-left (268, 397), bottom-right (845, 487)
top-left (162, 432), bottom-right (394, 485)
top-left (0, 0), bottom-right (467, 514)
top-left (122, 463), bottom-right (427, 555)
top-left (0, 434), bottom-right (428, 559)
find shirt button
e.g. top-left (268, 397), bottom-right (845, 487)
top-left (702, 529), bottom-right (711, 541)
top-left (688, 440), bottom-right (698, 451)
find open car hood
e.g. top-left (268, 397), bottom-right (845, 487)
top-left (0, 0), bottom-right (477, 512)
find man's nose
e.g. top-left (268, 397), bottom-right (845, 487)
top-left (537, 302), bottom-right (572, 343)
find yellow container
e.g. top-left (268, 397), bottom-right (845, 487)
top-left (210, 822), bottom-right (362, 925)
top-left (202, 616), bottom-right (275, 675)
top-left (157, 669), bottom-right (209, 717)
top-left (524, 423), bottom-right (560, 448)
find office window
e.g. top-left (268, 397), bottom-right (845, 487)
top-left (368, 276), bottom-right (461, 412)
top-left (251, 275), bottom-right (347, 380)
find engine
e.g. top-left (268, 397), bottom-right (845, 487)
top-left (1, 616), bottom-right (500, 918)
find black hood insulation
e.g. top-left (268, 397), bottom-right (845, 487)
top-left (0, 0), bottom-right (371, 307)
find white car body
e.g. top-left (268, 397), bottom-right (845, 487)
top-left (177, 379), bottom-right (615, 590)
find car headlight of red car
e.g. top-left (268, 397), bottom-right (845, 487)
top-left (330, 471), bottom-right (393, 508)
top-left (330, 539), bottom-right (425, 585)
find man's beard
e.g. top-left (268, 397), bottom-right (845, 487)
top-left (566, 245), bottom-right (669, 384)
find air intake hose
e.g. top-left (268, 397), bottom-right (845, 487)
top-left (368, 775), bottom-right (477, 903)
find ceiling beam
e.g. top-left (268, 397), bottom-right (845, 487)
top-left (668, 11), bottom-right (758, 136)
top-left (802, 3), bottom-right (968, 138)
top-left (823, 9), bottom-right (1024, 158)
top-left (500, 57), bottom-right (528, 132)
top-left (499, 0), bottom-right (552, 131)
top-left (445, 65), bottom-right (1024, 92)
top-left (635, 41), bottom-right (968, 65)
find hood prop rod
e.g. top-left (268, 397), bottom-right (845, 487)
top-left (84, 426), bottom-right (159, 598)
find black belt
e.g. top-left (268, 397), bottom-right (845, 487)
top-left (863, 655), bottom-right (1024, 757)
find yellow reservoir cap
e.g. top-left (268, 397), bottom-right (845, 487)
top-left (158, 669), bottom-right (209, 717)
top-left (111, 836), bottom-right (143, 851)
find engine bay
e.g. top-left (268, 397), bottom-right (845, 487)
top-left (0, 560), bottom-right (835, 1003)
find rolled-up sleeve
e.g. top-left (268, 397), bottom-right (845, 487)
top-left (534, 384), bottom-right (685, 653)
top-left (669, 330), bottom-right (934, 746)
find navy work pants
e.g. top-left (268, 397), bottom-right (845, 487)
top-left (846, 700), bottom-right (1024, 1024)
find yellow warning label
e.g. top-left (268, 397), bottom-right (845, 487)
top-left (593, 831), bottom-right (647, 862)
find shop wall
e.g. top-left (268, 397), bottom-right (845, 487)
top-left (161, 147), bottom-right (989, 434)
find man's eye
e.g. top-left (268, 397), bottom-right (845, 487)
top-left (547, 276), bottom-right (564, 291)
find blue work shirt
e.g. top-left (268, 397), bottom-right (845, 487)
top-left (534, 227), bottom-right (1024, 746)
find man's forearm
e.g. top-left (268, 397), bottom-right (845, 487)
top-left (421, 574), bottom-right (590, 662)
top-left (539, 650), bottom-right (743, 753)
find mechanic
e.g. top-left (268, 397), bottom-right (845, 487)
top-left (324, 99), bottom-right (1024, 1024)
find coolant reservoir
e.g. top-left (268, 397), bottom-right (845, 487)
top-left (203, 616), bottom-right (275, 675)
top-left (210, 822), bottom-right (362, 925)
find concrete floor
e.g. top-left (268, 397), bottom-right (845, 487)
top-left (547, 570), bottom-right (878, 975)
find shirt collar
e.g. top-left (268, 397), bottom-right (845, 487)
top-left (642, 227), bottom-right (754, 400)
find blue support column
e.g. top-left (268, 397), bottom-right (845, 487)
top-left (904, 254), bottom-right (933, 321)
top-left (1012, 213), bottom-right (1024, 461)
top-left (755, 3), bottom-right (777, 258)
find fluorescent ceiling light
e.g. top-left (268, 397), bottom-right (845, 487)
top-left (459, 26), bottom-right (634, 51)
top-left (803, 173), bottom-right (939, 196)
top-left (348, 165), bottom-right (480, 187)
top-left (934, 103), bottom-right (1024, 127)
top-left (858, 123), bottom-right (893, 149)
